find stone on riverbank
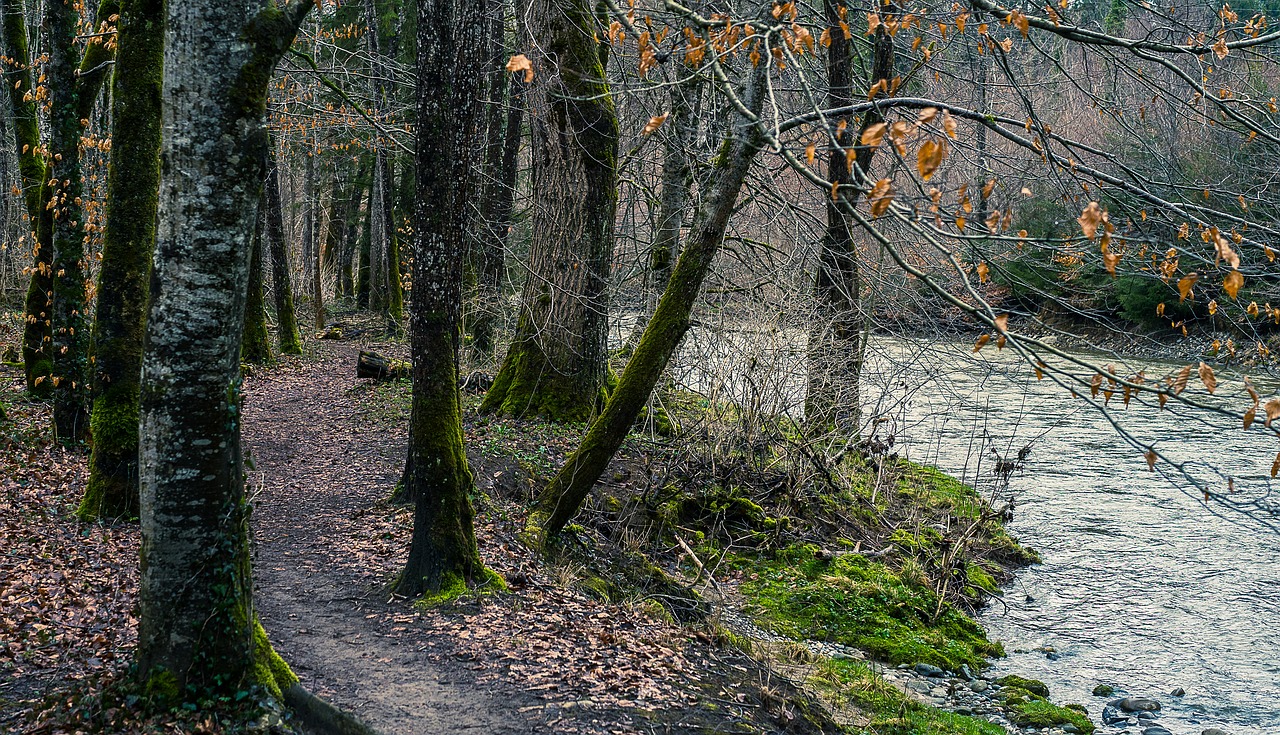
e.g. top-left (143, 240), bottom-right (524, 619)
top-left (996, 674), bottom-right (1051, 698)
top-left (1092, 684), bottom-right (1114, 696)
top-left (1113, 696), bottom-right (1161, 712)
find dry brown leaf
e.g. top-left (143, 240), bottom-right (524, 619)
top-left (973, 334), bottom-right (991, 352)
top-left (1198, 362), bottom-right (1217, 394)
top-left (641, 113), bottom-right (669, 135)
top-left (506, 54), bottom-right (534, 83)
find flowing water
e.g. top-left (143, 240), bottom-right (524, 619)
top-left (661, 325), bottom-right (1280, 734)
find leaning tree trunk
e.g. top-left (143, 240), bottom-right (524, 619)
top-left (136, 0), bottom-right (313, 702)
top-left (393, 0), bottom-right (490, 599)
top-left (480, 0), bottom-right (618, 423)
top-left (266, 152), bottom-right (303, 354)
top-left (48, 0), bottom-right (118, 440)
top-left (81, 0), bottom-right (166, 520)
top-left (524, 64), bottom-right (767, 550)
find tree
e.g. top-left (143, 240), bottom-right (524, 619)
top-left (136, 0), bottom-right (311, 700)
top-left (804, 2), bottom-right (894, 437)
top-left (393, 0), bottom-right (492, 598)
top-left (242, 211), bottom-right (272, 365)
top-left (266, 152), bottom-right (303, 355)
top-left (81, 0), bottom-right (166, 520)
top-left (480, 0), bottom-right (618, 422)
top-left (525, 58), bottom-right (770, 548)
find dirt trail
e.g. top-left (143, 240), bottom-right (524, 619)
top-left (243, 342), bottom-right (542, 734)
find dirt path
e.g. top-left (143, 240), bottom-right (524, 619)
top-left (243, 342), bottom-right (543, 734)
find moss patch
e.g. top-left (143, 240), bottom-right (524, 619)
top-left (412, 567), bottom-right (507, 608)
top-left (1005, 699), bottom-right (1094, 733)
top-left (995, 674), bottom-right (1050, 698)
top-left (252, 619), bottom-right (298, 701)
top-left (740, 545), bottom-right (1003, 670)
top-left (812, 658), bottom-right (1007, 735)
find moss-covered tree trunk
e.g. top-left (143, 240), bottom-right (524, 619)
top-left (137, 0), bottom-right (311, 701)
top-left (393, 0), bottom-right (488, 599)
top-left (479, 0), bottom-right (617, 422)
top-left (0, 0), bottom-right (52, 396)
top-left (242, 210), bottom-right (272, 364)
top-left (82, 0), bottom-right (165, 520)
top-left (266, 153), bottom-right (303, 354)
top-left (525, 65), bottom-right (768, 549)
top-left (48, 0), bottom-right (119, 441)
top-left (804, 3), bottom-right (894, 437)
top-left (355, 173), bottom-right (373, 307)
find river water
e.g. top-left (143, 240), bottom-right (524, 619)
top-left (662, 326), bottom-right (1280, 735)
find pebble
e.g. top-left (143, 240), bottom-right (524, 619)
top-left (1201, 729), bottom-right (1231, 735)
top-left (968, 680), bottom-right (989, 693)
top-left (1142, 727), bottom-right (1174, 735)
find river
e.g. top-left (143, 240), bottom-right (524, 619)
top-left (662, 325), bottom-right (1280, 735)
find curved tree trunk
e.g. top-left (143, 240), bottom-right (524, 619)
top-left (805, 8), bottom-right (895, 437)
top-left (137, 0), bottom-right (311, 700)
top-left (393, 0), bottom-right (488, 599)
top-left (266, 152), bottom-right (303, 354)
top-left (82, 0), bottom-right (166, 520)
top-left (525, 65), bottom-right (768, 549)
top-left (480, 0), bottom-right (617, 422)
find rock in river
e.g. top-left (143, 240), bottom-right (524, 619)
top-left (1201, 729), bottom-right (1231, 735)
top-left (1113, 696), bottom-right (1162, 712)
top-left (1141, 727), bottom-right (1173, 735)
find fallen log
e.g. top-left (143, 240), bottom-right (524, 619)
top-left (356, 350), bottom-right (409, 381)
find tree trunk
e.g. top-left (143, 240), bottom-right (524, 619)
top-left (81, 0), bottom-right (165, 520)
top-left (393, 0), bottom-right (489, 599)
top-left (805, 7), bottom-right (895, 437)
top-left (309, 154), bottom-right (326, 329)
top-left (266, 152), bottom-right (303, 354)
top-left (242, 209), bottom-right (272, 364)
top-left (356, 174), bottom-right (374, 308)
top-left (623, 74), bottom-right (701, 354)
top-left (524, 64), bottom-right (768, 549)
top-left (137, 0), bottom-right (311, 700)
top-left (468, 0), bottom-right (514, 356)
top-left (48, 1), bottom-right (119, 441)
top-left (480, 0), bottom-right (617, 422)
top-left (0, 0), bottom-right (53, 396)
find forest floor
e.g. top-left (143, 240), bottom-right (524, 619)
top-left (0, 334), bottom-right (829, 735)
top-left (1, 319), bottom-right (1084, 735)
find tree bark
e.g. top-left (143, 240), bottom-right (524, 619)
top-left (309, 153), bottom-right (326, 329)
top-left (0, 0), bottom-right (53, 396)
top-left (266, 152), bottom-right (303, 354)
top-left (242, 210), bottom-right (272, 364)
top-left (524, 64), bottom-right (767, 549)
top-left (82, 0), bottom-right (165, 520)
top-left (480, 0), bottom-right (617, 422)
top-left (805, 6), bottom-right (895, 437)
top-left (393, 0), bottom-right (489, 599)
top-left (137, 0), bottom-right (311, 700)
top-left (48, 0), bottom-right (119, 441)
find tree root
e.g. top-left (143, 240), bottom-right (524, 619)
top-left (283, 683), bottom-right (385, 735)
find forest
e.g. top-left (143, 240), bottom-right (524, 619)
top-left (1, 0), bottom-right (1278, 733)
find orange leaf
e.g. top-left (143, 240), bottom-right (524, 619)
top-left (1145, 449), bottom-right (1157, 471)
top-left (1243, 406), bottom-right (1256, 430)
top-left (1272, 451), bottom-right (1280, 478)
top-left (1266, 399), bottom-right (1280, 427)
top-left (641, 113), bottom-right (669, 135)
top-left (506, 54), bottom-right (534, 83)
top-left (973, 334), bottom-right (991, 352)
top-left (916, 138), bottom-right (945, 180)
top-left (1198, 362), bottom-right (1217, 394)
top-left (1172, 365), bottom-right (1191, 395)
top-left (860, 122), bottom-right (887, 148)
top-left (976, 261), bottom-right (990, 283)
top-left (1224, 269), bottom-right (1244, 299)
top-left (868, 179), bottom-right (894, 217)
top-left (1177, 273), bottom-right (1198, 302)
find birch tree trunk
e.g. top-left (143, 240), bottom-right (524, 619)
top-left (480, 0), bottom-right (617, 422)
top-left (525, 64), bottom-right (768, 549)
top-left (137, 0), bottom-right (310, 698)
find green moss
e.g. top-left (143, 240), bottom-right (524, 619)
top-left (142, 667), bottom-right (180, 704)
top-left (412, 568), bottom-right (507, 608)
top-left (80, 392), bottom-right (141, 520)
top-left (995, 675), bottom-right (1050, 697)
top-left (252, 619), bottom-right (298, 700)
top-left (740, 546), bottom-right (1002, 670)
top-left (1005, 699), bottom-right (1094, 733)
top-left (1092, 683), bottom-right (1114, 696)
top-left (815, 658), bottom-right (1007, 735)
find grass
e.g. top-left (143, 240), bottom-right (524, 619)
top-left (812, 658), bottom-right (1007, 735)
